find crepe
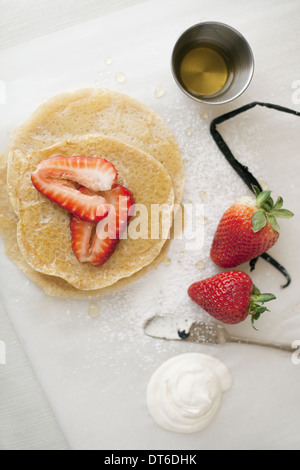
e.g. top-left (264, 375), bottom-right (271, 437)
top-left (1, 156), bottom-right (172, 298)
top-left (16, 135), bottom-right (175, 290)
top-left (7, 88), bottom-right (184, 214)
top-left (1, 89), bottom-right (184, 297)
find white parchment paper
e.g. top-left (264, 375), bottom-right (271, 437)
top-left (0, 0), bottom-right (299, 450)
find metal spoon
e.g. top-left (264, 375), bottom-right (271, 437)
top-left (144, 315), bottom-right (295, 353)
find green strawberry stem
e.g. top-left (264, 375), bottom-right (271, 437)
top-left (249, 284), bottom-right (276, 328)
top-left (252, 186), bottom-right (294, 233)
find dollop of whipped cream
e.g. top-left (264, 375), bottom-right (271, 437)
top-left (147, 353), bottom-right (232, 433)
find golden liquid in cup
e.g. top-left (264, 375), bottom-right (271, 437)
top-left (180, 44), bottom-right (231, 97)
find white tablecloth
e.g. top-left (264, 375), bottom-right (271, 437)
top-left (0, 0), bottom-right (300, 450)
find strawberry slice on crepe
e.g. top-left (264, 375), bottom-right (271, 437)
top-left (31, 156), bottom-right (117, 222)
top-left (70, 185), bottom-right (135, 266)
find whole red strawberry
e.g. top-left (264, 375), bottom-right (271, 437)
top-left (188, 271), bottom-right (276, 326)
top-left (210, 187), bottom-right (294, 268)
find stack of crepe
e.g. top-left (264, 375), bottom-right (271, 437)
top-left (0, 89), bottom-right (184, 298)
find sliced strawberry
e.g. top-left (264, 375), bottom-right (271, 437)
top-left (31, 156), bottom-right (118, 222)
top-left (33, 156), bottom-right (117, 191)
top-left (70, 217), bottom-right (118, 267)
top-left (70, 184), bottom-right (135, 266)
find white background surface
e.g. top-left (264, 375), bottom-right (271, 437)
top-left (0, 0), bottom-right (300, 450)
top-left (0, 0), bottom-right (147, 49)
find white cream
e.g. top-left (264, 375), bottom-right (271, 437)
top-left (147, 353), bottom-right (232, 434)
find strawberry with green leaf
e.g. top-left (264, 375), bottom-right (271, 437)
top-left (211, 187), bottom-right (294, 268)
top-left (188, 271), bottom-right (276, 327)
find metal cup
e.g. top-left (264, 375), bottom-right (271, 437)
top-left (172, 22), bottom-right (254, 105)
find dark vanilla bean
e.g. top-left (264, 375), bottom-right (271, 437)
top-left (210, 102), bottom-right (299, 288)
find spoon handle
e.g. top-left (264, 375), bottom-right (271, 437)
top-left (227, 335), bottom-right (295, 353)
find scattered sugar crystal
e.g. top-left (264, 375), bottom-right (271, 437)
top-left (104, 56), bottom-right (113, 65)
top-left (185, 127), bottom-right (193, 137)
top-left (115, 72), bottom-right (127, 84)
top-left (163, 257), bottom-right (172, 266)
top-left (259, 179), bottom-right (269, 190)
top-left (154, 85), bottom-right (166, 99)
top-left (199, 110), bottom-right (209, 120)
top-left (195, 260), bottom-right (205, 270)
top-left (197, 215), bottom-right (208, 225)
top-left (199, 190), bottom-right (207, 201)
top-left (88, 303), bottom-right (100, 319)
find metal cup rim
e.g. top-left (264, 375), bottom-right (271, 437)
top-left (171, 21), bottom-right (255, 105)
